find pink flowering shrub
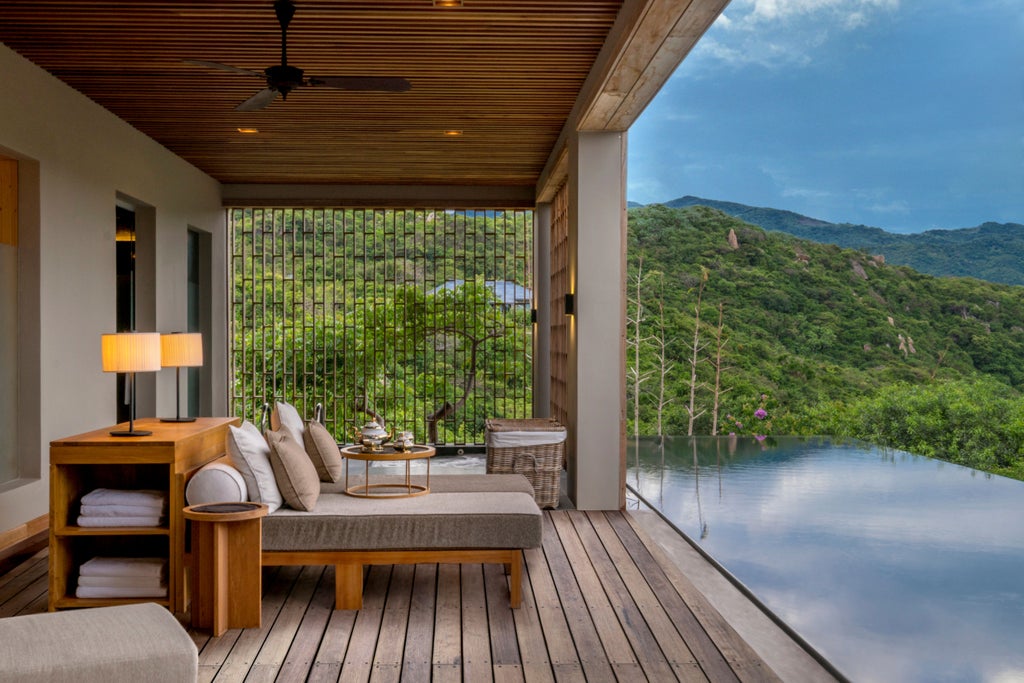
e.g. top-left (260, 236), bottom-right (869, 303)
top-left (726, 394), bottom-right (774, 439)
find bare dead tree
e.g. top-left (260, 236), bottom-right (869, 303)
top-left (626, 255), bottom-right (654, 437)
top-left (653, 294), bottom-right (675, 439)
top-left (710, 301), bottom-right (732, 435)
top-left (686, 269), bottom-right (710, 436)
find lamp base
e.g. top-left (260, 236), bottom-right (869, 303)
top-left (109, 429), bottom-right (153, 437)
top-left (159, 417), bottom-right (197, 423)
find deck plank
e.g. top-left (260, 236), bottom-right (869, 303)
top-left (540, 512), bottom-right (616, 681)
top-left (586, 511), bottom-right (708, 680)
top-left (307, 568), bottom-right (358, 683)
top-left (615, 512), bottom-right (782, 683)
top-left (400, 564), bottom-right (437, 683)
top-left (208, 565), bottom-right (302, 682)
top-left (484, 562), bottom-right (521, 667)
top-left (521, 545), bottom-right (585, 683)
top-left (370, 563), bottom-right (414, 683)
top-left (568, 510), bottom-right (700, 683)
top-left (0, 554), bottom-right (47, 615)
top-left (461, 563), bottom-right (494, 683)
top-left (549, 511), bottom-right (639, 674)
top-left (194, 566), bottom-right (281, 682)
top-left (508, 553), bottom-right (557, 683)
top-left (0, 550), bottom-right (46, 593)
top-left (340, 565), bottom-right (391, 683)
top-left (431, 563), bottom-right (462, 682)
top-left (2, 511), bottom-right (813, 682)
top-left (245, 564), bottom-right (324, 682)
top-left (275, 566), bottom-right (336, 682)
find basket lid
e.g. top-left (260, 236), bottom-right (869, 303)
top-left (486, 418), bottom-right (565, 433)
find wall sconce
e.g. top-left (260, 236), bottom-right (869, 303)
top-left (160, 332), bottom-right (204, 423)
top-left (530, 308), bottom-right (538, 324)
top-left (101, 332), bottom-right (161, 436)
top-left (564, 293), bottom-right (575, 317)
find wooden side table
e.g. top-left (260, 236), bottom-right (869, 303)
top-left (184, 502), bottom-right (268, 636)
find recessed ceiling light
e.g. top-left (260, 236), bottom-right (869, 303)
top-left (237, 127), bottom-right (259, 134)
top-left (442, 130), bottom-right (463, 136)
top-left (433, 0), bottom-right (463, 7)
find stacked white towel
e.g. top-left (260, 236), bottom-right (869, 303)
top-left (75, 556), bottom-right (167, 599)
top-left (76, 488), bottom-right (166, 527)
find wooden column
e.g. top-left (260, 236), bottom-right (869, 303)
top-left (533, 202), bottom-right (552, 418)
top-left (0, 158), bottom-right (16, 247)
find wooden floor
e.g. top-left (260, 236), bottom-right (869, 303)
top-left (1, 511), bottom-right (814, 682)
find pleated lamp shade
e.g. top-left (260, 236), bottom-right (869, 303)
top-left (101, 332), bottom-right (162, 373)
top-left (160, 333), bottom-right (204, 368)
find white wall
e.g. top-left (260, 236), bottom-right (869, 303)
top-left (0, 43), bottom-right (227, 534)
top-left (567, 131), bottom-right (627, 510)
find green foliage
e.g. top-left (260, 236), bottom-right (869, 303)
top-left (230, 208), bottom-right (533, 444)
top-left (662, 196), bottom-right (1024, 286)
top-left (808, 379), bottom-right (1024, 472)
top-left (626, 203), bottom-right (1024, 479)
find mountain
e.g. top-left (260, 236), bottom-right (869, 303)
top-left (653, 195), bottom-right (1024, 286)
top-left (626, 203), bottom-right (1024, 429)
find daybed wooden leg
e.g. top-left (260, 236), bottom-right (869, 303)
top-left (335, 563), bottom-right (363, 610)
top-left (509, 552), bottom-right (522, 609)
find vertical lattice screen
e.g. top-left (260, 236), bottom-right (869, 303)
top-left (229, 207), bottom-right (533, 446)
top-left (550, 183), bottom-right (570, 428)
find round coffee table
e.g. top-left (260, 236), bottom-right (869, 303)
top-left (340, 444), bottom-right (436, 498)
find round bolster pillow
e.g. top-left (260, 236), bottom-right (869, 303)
top-left (186, 462), bottom-right (248, 505)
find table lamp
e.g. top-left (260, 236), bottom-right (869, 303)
top-left (160, 332), bottom-right (203, 423)
top-left (101, 332), bottom-right (161, 436)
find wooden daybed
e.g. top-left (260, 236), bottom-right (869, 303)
top-left (259, 473), bottom-right (543, 610)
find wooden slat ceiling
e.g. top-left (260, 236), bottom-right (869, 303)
top-left (0, 1), bottom-right (625, 191)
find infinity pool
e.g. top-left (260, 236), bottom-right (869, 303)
top-left (627, 436), bottom-right (1024, 683)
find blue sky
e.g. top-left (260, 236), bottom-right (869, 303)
top-left (627, 0), bottom-right (1023, 233)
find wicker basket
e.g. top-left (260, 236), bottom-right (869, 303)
top-left (485, 418), bottom-right (566, 509)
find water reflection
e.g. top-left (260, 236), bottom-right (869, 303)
top-left (628, 436), bottom-right (1024, 683)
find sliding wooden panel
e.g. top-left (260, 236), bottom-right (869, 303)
top-left (549, 182), bottom-right (569, 428)
top-left (0, 158), bottom-right (16, 246)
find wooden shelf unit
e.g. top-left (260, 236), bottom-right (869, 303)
top-left (49, 417), bottom-right (239, 612)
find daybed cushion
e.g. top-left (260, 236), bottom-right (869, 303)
top-left (267, 429), bottom-right (320, 511)
top-left (186, 461), bottom-right (247, 505)
top-left (226, 420), bottom-right (283, 514)
top-left (0, 602), bottom-right (197, 682)
top-left (263, 474), bottom-right (542, 552)
top-left (270, 401), bottom-right (305, 441)
top-left (302, 419), bottom-right (344, 483)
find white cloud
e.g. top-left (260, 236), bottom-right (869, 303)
top-left (867, 199), bottom-right (911, 214)
top-left (697, 0), bottom-right (900, 69)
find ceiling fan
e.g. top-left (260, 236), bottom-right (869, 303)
top-left (186, 0), bottom-right (411, 112)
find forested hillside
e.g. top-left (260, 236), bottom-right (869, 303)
top-left (627, 204), bottom-right (1024, 478)
top-left (662, 196), bottom-right (1024, 286)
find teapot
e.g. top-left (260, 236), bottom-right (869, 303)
top-left (351, 419), bottom-right (392, 452)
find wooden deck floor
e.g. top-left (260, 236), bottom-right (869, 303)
top-left (1, 511), bottom-right (833, 682)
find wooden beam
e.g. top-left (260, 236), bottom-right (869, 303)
top-left (221, 183), bottom-right (536, 209)
top-left (0, 514), bottom-right (48, 556)
top-left (535, 0), bottom-right (728, 200)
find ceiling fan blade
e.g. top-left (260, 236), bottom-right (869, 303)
top-left (306, 76), bottom-right (411, 92)
top-left (184, 59), bottom-right (264, 78)
top-left (236, 88), bottom-right (279, 112)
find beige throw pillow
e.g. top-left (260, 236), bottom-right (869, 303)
top-left (303, 419), bottom-right (344, 483)
top-left (266, 429), bottom-right (320, 511)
